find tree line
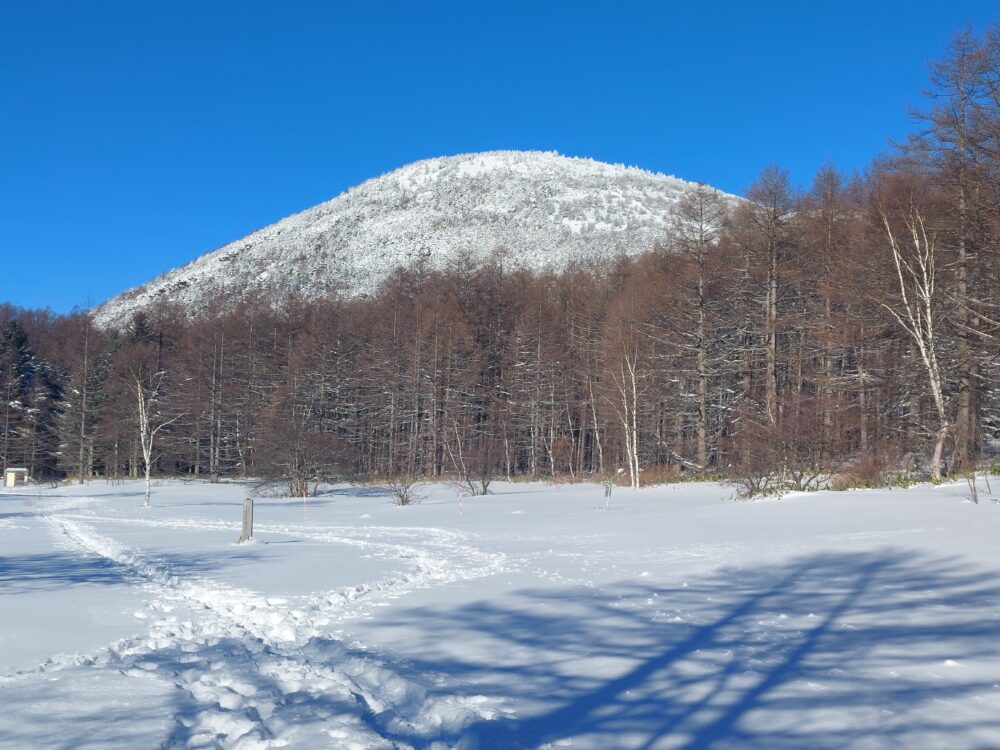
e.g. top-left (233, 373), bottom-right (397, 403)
top-left (2, 28), bottom-right (998, 495)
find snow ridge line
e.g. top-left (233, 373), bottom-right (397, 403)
top-left (45, 515), bottom-right (507, 748)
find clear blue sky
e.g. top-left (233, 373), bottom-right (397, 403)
top-left (1, 1), bottom-right (996, 312)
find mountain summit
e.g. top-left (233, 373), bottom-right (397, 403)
top-left (93, 151), bottom-right (732, 328)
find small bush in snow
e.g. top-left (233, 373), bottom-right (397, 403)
top-left (384, 475), bottom-right (427, 506)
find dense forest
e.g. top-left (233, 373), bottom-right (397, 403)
top-left (2, 29), bottom-right (999, 496)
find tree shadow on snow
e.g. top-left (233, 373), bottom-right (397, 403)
top-left (323, 486), bottom-right (396, 499)
top-left (0, 490), bottom-right (173, 518)
top-left (7, 548), bottom-right (999, 749)
top-left (158, 497), bottom-right (345, 509)
top-left (0, 549), bottom-right (264, 595)
top-left (370, 549), bottom-right (1000, 749)
top-left (0, 673), bottom-right (173, 750)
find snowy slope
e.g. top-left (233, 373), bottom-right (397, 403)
top-left (2, 479), bottom-right (1000, 748)
top-left (92, 151), bottom-right (736, 328)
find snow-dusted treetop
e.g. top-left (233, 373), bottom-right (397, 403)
top-left (92, 150), bottom-right (736, 328)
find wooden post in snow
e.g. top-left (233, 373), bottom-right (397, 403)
top-left (236, 497), bottom-right (254, 544)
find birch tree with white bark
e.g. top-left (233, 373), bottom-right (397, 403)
top-left (131, 364), bottom-right (183, 507)
top-left (879, 201), bottom-right (951, 479)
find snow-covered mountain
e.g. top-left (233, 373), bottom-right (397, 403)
top-left (92, 151), bottom-right (735, 328)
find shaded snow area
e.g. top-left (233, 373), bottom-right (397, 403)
top-left (91, 151), bottom-right (740, 329)
top-left (2, 480), bottom-right (999, 749)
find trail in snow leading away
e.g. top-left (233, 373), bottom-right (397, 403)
top-left (1, 479), bottom-right (1000, 748)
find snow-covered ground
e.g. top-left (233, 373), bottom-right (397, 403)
top-left (1, 478), bottom-right (999, 749)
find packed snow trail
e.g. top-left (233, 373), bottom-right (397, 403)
top-left (4, 502), bottom-right (510, 749)
top-left (62, 512), bottom-right (507, 619)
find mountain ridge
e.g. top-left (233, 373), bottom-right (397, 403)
top-left (92, 150), bottom-right (736, 328)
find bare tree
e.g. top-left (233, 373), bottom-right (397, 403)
top-left (130, 364), bottom-right (183, 507)
top-left (879, 201), bottom-right (951, 479)
top-left (384, 474), bottom-right (426, 506)
top-left (607, 336), bottom-right (642, 490)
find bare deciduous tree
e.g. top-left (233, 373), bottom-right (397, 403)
top-left (879, 201), bottom-right (951, 479)
top-left (130, 364), bottom-right (183, 507)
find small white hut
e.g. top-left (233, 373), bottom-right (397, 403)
top-left (4, 468), bottom-right (28, 488)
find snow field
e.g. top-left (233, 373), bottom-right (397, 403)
top-left (1, 479), bottom-right (999, 748)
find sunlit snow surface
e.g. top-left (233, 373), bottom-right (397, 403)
top-left (2, 479), bottom-right (1000, 748)
top-left (91, 151), bottom-right (738, 329)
